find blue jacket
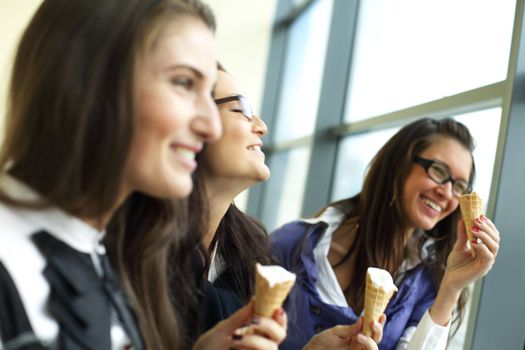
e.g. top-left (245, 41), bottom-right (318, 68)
top-left (271, 220), bottom-right (438, 350)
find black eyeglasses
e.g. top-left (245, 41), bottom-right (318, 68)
top-left (214, 95), bottom-right (253, 121)
top-left (413, 156), bottom-right (471, 196)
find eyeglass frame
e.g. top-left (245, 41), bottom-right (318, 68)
top-left (413, 156), bottom-right (472, 196)
top-left (214, 95), bottom-right (253, 120)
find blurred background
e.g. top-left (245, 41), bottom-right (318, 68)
top-left (1, 1), bottom-right (524, 349)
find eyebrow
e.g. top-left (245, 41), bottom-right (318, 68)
top-left (164, 64), bottom-right (205, 80)
top-left (432, 158), bottom-right (469, 181)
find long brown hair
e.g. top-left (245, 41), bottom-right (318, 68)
top-left (0, 0), bottom-right (216, 349)
top-left (329, 118), bottom-right (474, 329)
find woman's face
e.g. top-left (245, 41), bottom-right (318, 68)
top-left (126, 16), bottom-right (221, 199)
top-left (201, 70), bottom-right (270, 187)
top-left (402, 136), bottom-right (472, 231)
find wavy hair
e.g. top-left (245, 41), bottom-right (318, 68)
top-left (329, 117), bottom-right (475, 331)
top-left (0, 0), bottom-right (215, 348)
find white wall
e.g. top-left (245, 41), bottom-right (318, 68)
top-left (205, 0), bottom-right (277, 208)
top-left (0, 0), bottom-right (42, 141)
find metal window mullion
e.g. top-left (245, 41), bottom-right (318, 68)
top-left (469, 0), bottom-right (525, 348)
top-left (245, 0), bottom-right (293, 220)
top-left (300, 0), bottom-right (361, 216)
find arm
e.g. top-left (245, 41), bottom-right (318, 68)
top-left (399, 215), bottom-right (500, 350)
top-left (430, 215), bottom-right (499, 326)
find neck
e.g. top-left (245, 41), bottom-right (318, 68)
top-left (202, 177), bottom-right (247, 250)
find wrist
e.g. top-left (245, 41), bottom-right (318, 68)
top-left (429, 275), bottom-right (462, 326)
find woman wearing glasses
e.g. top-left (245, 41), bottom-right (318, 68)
top-left (271, 118), bottom-right (500, 350)
top-left (186, 64), bottom-right (383, 349)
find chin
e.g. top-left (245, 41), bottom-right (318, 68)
top-left (256, 168), bottom-right (271, 182)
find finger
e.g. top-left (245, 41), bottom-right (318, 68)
top-left (218, 299), bottom-right (254, 333)
top-left (328, 317), bottom-right (363, 339)
top-left (248, 316), bottom-right (286, 343)
top-left (371, 314), bottom-right (386, 344)
top-left (233, 333), bottom-right (278, 350)
top-left (356, 333), bottom-right (378, 350)
top-left (475, 217), bottom-right (500, 244)
top-left (480, 215), bottom-right (498, 233)
top-left (471, 242), bottom-right (497, 269)
top-left (272, 308), bottom-right (287, 331)
top-left (472, 229), bottom-right (499, 256)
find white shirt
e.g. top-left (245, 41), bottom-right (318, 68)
top-left (303, 206), bottom-right (450, 350)
top-left (0, 174), bottom-right (130, 349)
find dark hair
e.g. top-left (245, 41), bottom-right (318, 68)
top-left (185, 62), bottom-right (275, 304)
top-left (188, 163), bottom-right (275, 303)
top-left (0, 0), bottom-right (215, 349)
top-left (329, 117), bottom-right (474, 331)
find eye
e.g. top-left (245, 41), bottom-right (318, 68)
top-left (428, 163), bottom-right (449, 181)
top-left (171, 76), bottom-right (195, 90)
top-left (454, 181), bottom-right (470, 195)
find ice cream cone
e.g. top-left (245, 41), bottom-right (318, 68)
top-left (363, 267), bottom-right (397, 337)
top-left (459, 192), bottom-right (483, 257)
top-left (254, 263), bottom-right (296, 317)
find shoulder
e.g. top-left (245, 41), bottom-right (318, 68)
top-left (270, 221), bottom-right (311, 258)
top-left (0, 203), bottom-right (40, 261)
top-left (270, 220), bottom-right (329, 270)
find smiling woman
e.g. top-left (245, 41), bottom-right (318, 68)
top-left (0, 0), bottom-right (221, 349)
top-left (271, 117), bottom-right (500, 350)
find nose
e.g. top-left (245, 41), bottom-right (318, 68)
top-left (252, 114), bottom-right (267, 136)
top-left (436, 180), bottom-right (455, 199)
top-left (192, 94), bottom-right (222, 142)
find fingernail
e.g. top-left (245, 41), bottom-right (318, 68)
top-left (481, 214), bottom-right (487, 221)
top-left (471, 239), bottom-right (477, 244)
top-left (472, 226), bottom-right (480, 232)
top-left (232, 333), bottom-right (243, 341)
top-left (250, 317), bottom-right (260, 325)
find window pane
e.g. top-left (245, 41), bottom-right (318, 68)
top-left (345, 0), bottom-right (515, 122)
top-left (274, 0), bottom-right (333, 142)
top-left (447, 108), bottom-right (502, 348)
top-left (264, 146), bottom-right (311, 231)
top-left (331, 127), bottom-right (399, 201)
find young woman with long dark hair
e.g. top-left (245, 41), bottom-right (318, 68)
top-left (271, 118), bottom-right (500, 350)
top-left (188, 64), bottom-right (383, 350)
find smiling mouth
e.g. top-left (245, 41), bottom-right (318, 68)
top-left (423, 198), bottom-right (442, 212)
top-left (172, 146), bottom-right (196, 160)
top-left (247, 145), bottom-right (262, 152)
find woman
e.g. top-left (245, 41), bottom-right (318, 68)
top-left (271, 118), bottom-right (500, 349)
top-left (0, 1), bottom-right (273, 349)
top-left (188, 64), bottom-right (384, 350)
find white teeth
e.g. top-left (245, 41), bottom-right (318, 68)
top-left (173, 147), bottom-right (195, 160)
top-left (423, 198), bottom-right (442, 212)
top-left (248, 145), bottom-right (261, 152)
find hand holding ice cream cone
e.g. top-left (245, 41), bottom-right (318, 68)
top-left (363, 267), bottom-right (397, 337)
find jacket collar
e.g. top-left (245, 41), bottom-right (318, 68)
top-left (0, 174), bottom-right (106, 255)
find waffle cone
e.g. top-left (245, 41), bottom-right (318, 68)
top-left (363, 271), bottom-right (396, 336)
top-left (459, 192), bottom-right (483, 257)
top-left (254, 264), bottom-right (295, 317)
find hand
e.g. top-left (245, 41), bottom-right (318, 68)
top-left (303, 315), bottom-right (386, 350)
top-left (429, 215), bottom-right (500, 325)
top-left (443, 215), bottom-right (500, 292)
top-left (193, 298), bottom-right (287, 350)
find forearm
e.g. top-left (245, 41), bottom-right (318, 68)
top-left (428, 275), bottom-right (461, 326)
